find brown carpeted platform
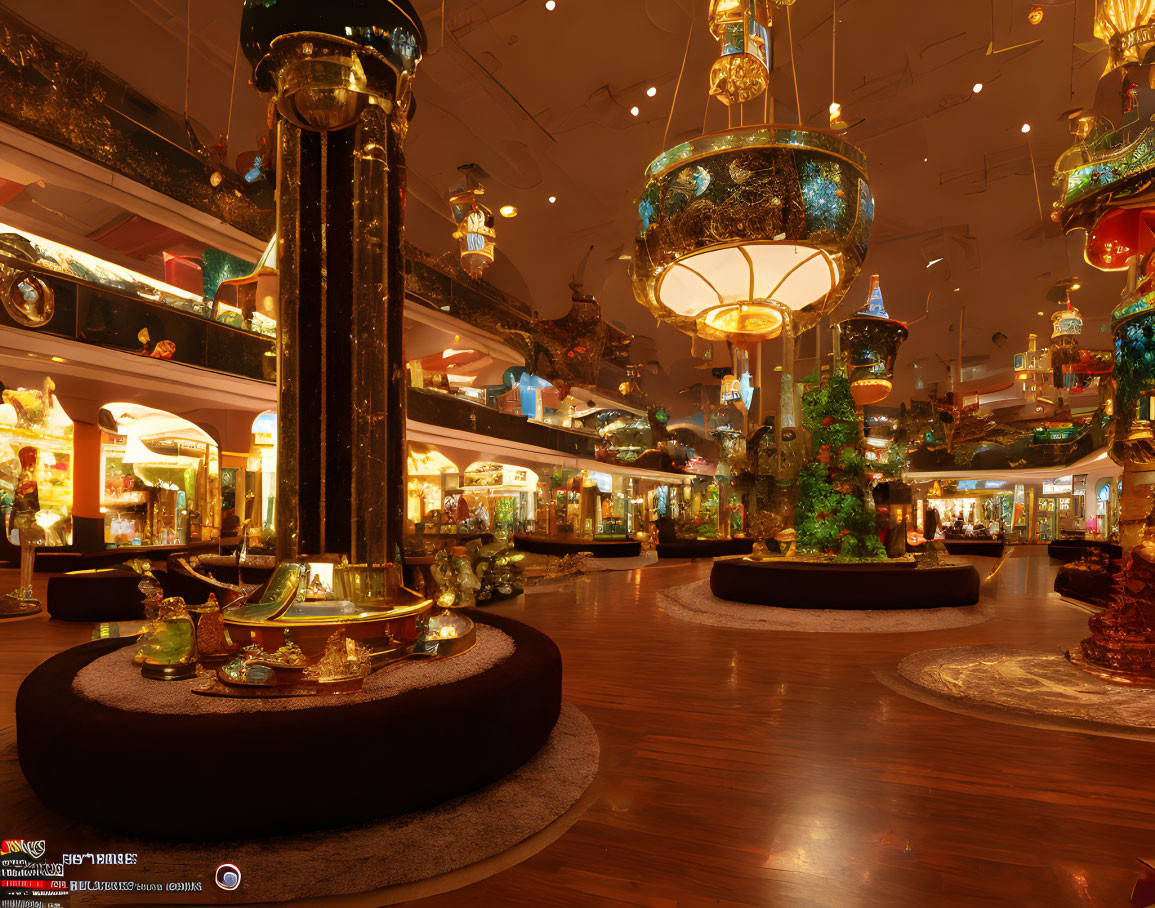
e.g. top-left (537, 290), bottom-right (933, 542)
top-left (660, 578), bottom-right (995, 633)
top-left (17, 611), bottom-right (564, 839)
top-left (0, 703), bottom-right (599, 905)
top-left (709, 556), bottom-right (982, 609)
top-left (73, 624), bottom-right (514, 714)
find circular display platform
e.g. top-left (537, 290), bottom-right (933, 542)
top-left (513, 533), bottom-right (641, 558)
top-left (16, 611), bottom-right (562, 840)
top-left (660, 578), bottom-right (994, 633)
top-left (1048, 538), bottom-right (1123, 563)
top-left (2, 704), bottom-right (598, 905)
top-left (656, 538), bottom-right (755, 559)
top-left (885, 644), bottom-right (1155, 741)
top-left (709, 557), bottom-right (981, 610)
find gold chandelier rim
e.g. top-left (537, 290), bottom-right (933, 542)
top-left (645, 123), bottom-right (869, 181)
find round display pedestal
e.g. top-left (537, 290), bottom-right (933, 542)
top-left (513, 533), bottom-right (641, 558)
top-left (656, 538), bottom-right (755, 559)
top-left (709, 556), bottom-right (981, 609)
top-left (16, 611), bottom-right (562, 840)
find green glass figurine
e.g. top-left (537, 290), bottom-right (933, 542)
top-left (134, 595), bottom-right (198, 680)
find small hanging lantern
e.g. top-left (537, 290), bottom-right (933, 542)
top-left (838, 275), bottom-right (908, 408)
top-left (449, 185), bottom-right (495, 279)
top-left (708, 0), bottom-right (772, 106)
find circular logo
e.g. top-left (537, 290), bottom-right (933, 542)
top-left (215, 864), bottom-right (241, 891)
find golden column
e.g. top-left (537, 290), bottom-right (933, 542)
top-left (240, 1), bottom-right (424, 566)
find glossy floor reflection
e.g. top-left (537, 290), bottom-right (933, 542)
top-left (0, 550), bottom-right (1146, 906)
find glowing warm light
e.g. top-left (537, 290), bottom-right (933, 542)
top-left (1021, 123), bottom-right (1031, 133)
top-left (1037, 310), bottom-right (1045, 315)
top-left (630, 105), bottom-right (640, 116)
top-left (499, 205), bottom-right (518, 218)
top-left (850, 378), bottom-right (893, 407)
top-left (657, 244), bottom-right (841, 317)
top-left (1071, 282), bottom-right (1081, 290)
top-left (1027, 4), bottom-right (1043, 24)
top-left (646, 86), bottom-right (657, 97)
top-left (699, 302), bottom-right (784, 341)
top-left (545, 0), bottom-right (556, 8)
top-left (972, 82), bottom-right (983, 93)
top-left (548, 196), bottom-right (557, 203)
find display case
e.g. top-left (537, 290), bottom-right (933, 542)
top-left (0, 222), bottom-right (271, 336)
top-left (0, 377), bottom-right (73, 546)
top-left (98, 403), bottom-right (220, 547)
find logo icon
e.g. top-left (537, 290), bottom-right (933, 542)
top-left (1, 840), bottom-right (46, 860)
top-left (214, 863), bottom-right (241, 891)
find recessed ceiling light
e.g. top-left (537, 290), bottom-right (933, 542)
top-left (499, 205), bottom-right (518, 218)
top-left (972, 82), bottom-right (983, 93)
top-left (646, 86), bottom-right (657, 97)
top-left (548, 196), bottom-right (557, 204)
top-left (953, 287), bottom-right (961, 292)
top-left (630, 105), bottom-right (640, 116)
top-left (1071, 282), bottom-right (1081, 290)
top-left (1021, 122), bottom-right (1031, 133)
top-left (545, 0), bottom-right (556, 9)
top-left (1037, 310), bottom-right (1044, 315)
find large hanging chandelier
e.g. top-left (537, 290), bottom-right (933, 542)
top-left (631, 2), bottom-right (872, 349)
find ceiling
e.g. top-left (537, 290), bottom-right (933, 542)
top-left (0, 0), bottom-right (1123, 409)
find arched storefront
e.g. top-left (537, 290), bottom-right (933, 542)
top-left (98, 402), bottom-right (220, 547)
top-left (244, 410), bottom-right (276, 540)
top-left (1094, 477), bottom-right (1118, 541)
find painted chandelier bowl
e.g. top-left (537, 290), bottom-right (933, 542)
top-left (838, 314), bottom-right (908, 407)
top-left (631, 124), bottom-right (873, 343)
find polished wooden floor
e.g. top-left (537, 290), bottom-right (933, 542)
top-left (1, 550), bottom-right (1151, 906)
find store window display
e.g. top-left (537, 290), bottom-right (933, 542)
top-left (0, 377), bottom-right (73, 544)
top-left (455, 462), bottom-right (538, 535)
top-left (98, 403), bottom-right (220, 547)
top-left (0, 376), bottom-right (72, 616)
top-left (245, 410), bottom-right (276, 543)
top-left (536, 468), bottom-right (645, 540)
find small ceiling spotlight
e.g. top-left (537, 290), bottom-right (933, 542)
top-left (972, 82), bottom-right (983, 93)
top-left (499, 205), bottom-right (518, 218)
top-left (1037, 310), bottom-right (1045, 315)
top-left (630, 105), bottom-right (640, 116)
top-left (545, 0), bottom-right (556, 9)
top-left (1021, 122), bottom-right (1031, 133)
top-left (1071, 282), bottom-right (1081, 290)
top-left (548, 196), bottom-right (557, 204)
top-left (646, 86), bottom-right (657, 97)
